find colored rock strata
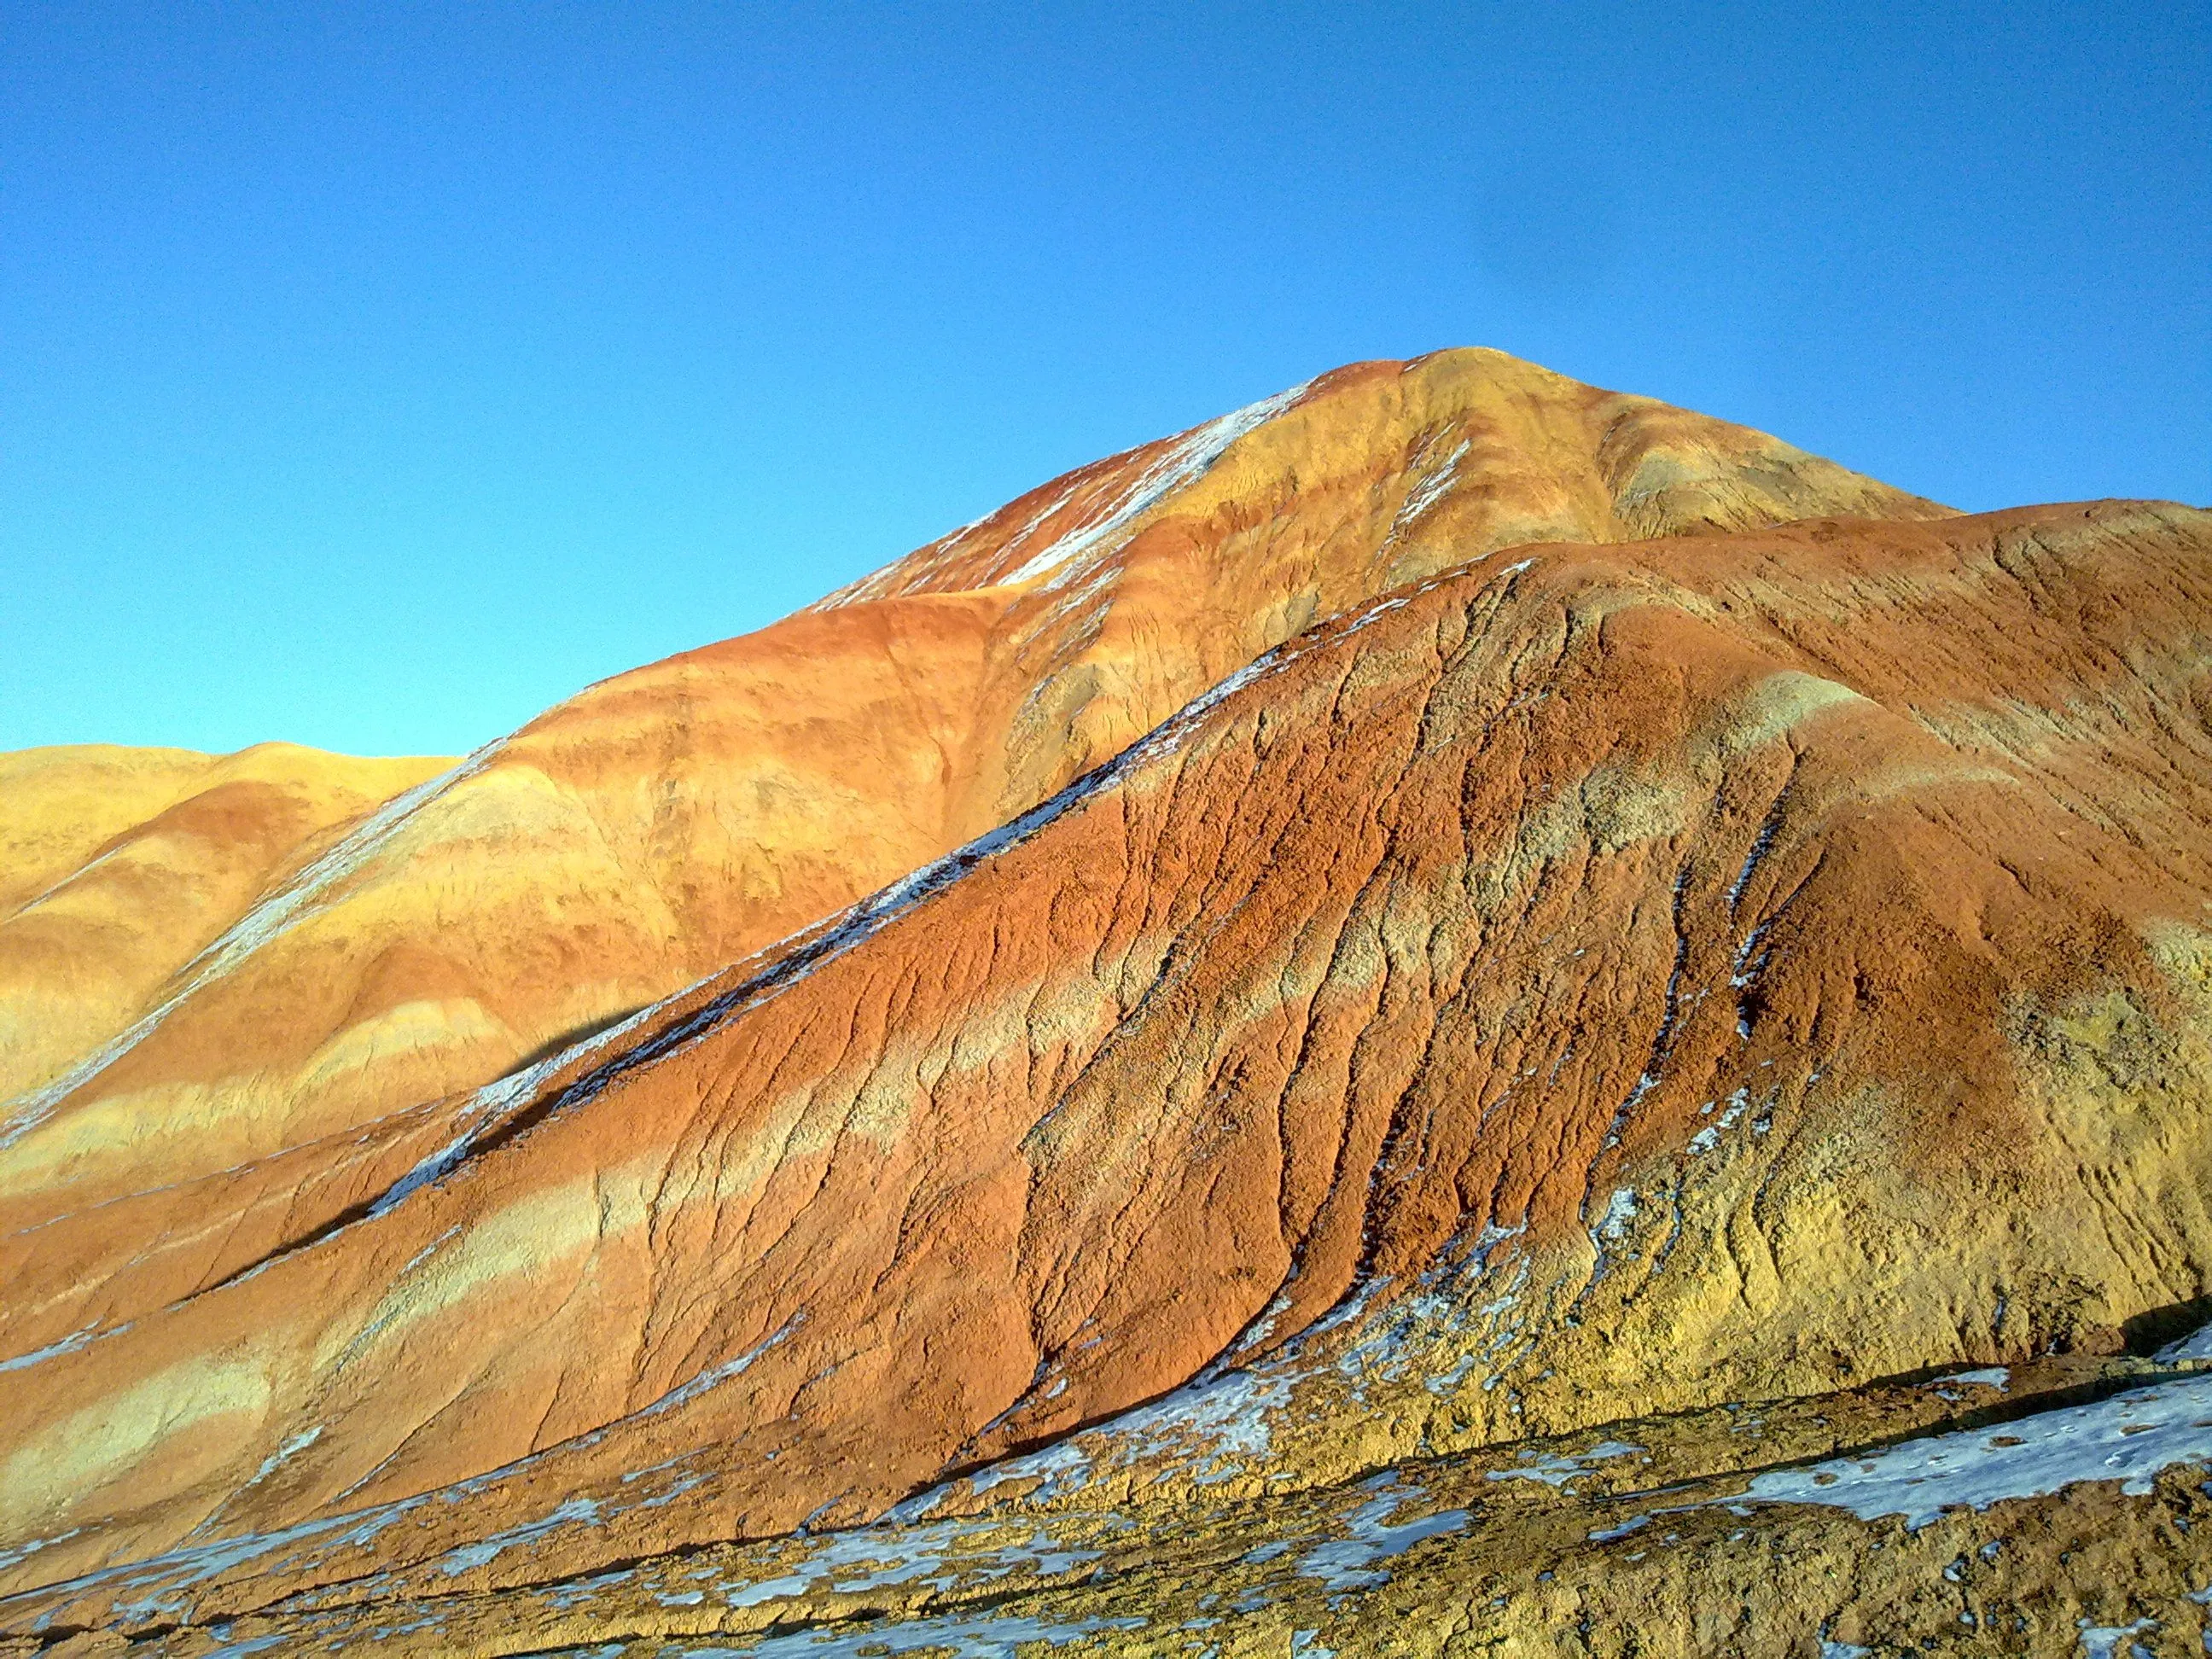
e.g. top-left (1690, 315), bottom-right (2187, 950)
top-left (3, 348), bottom-right (2209, 1654)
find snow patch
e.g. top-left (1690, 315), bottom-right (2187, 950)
top-left (628, 1313), bottom-right (805, 1423)
top-left (433, 1496), bottom-right (602, 1577)
top-left (1386, 438), bottom-right (1470, 542)
top-left (1587, 1513), bottom-right (1650, 1543)
top-left (1738, 1371), bottom-right (2212, 1529)
top-left (1296, 1478), bottom-right (1468, 1590)
top-left (1727, 791), bottom-right (1790, 911)
top-left (1947, 1367), bottom-right (2011, 1391)
top-left (2077, 1619), bottom-right (2158, 1659)
top-left (1597, 1189), bottom-right (1639, 1241)
top-left (2158, 1318), bottom-right (2212, 1366)
top-left (1486, 1440), bottom-right (1644, 1490)
top-left (999, 381), bottom-right (1312, 589)
top-left (730, 1610), bottom-right (1145, 1658)
top-left (0, 1322), bottom-right (122, 1374)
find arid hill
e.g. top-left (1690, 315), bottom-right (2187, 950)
top-left (0, 351), bottom-right (1947, 1279)
top-left (4, 352), bottom-right (2209, 1656)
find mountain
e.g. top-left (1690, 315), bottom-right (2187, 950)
top-left (4, 351), bottom-right (2210, 1656)
top-left (0, 352), bottom-right (1950, 1267)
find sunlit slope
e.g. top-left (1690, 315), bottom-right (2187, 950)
top-left (4, 498), bottom-right (2205, 1615)
top-left (0, 348), bottom-right (1949, 1288)
top-left (0, 744), bottom-right (451, 1103)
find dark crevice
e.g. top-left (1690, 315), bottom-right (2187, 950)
top-left (495, 1006), bottom-right (652, 1082)
top-left (2122, 1294), bottom-right (2212, 1356)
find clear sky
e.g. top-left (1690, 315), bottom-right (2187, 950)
top-left (3, 2), bottom-right (2206, 758)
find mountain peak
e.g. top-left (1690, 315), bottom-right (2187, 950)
top-left (820, 347), bottom-right (1950, 614)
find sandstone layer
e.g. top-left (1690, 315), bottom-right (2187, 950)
top-left (3, 351), bottom-right (2208, 1654)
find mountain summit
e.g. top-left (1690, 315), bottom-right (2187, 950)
top-left (4, 351), bottom-right (2209, 1656)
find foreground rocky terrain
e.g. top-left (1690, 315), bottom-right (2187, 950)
top-left (11, 1348), bottom-right (2212, 1656)
top-left (3, 349), bottom-right (2209, 1653)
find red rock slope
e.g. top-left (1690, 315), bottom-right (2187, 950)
top-left (0, 348), bottom-right (1947, 1359)
top-left (3, 484), bottom-right (2209, 1635)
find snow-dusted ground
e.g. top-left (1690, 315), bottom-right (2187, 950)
top-left (1737, 1368), bottom-right (2212, 1529)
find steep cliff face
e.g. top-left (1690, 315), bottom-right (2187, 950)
top-left (4, 353), bottom-right (2208, 1656)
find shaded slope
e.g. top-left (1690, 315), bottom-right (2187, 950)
top-left (3, 498), bottom-right (2206, 1621)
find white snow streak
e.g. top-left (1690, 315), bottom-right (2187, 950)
top-left (0, 742), bottom-right (507, 1149)
top-left (1384, 437), bottom-right (1470, 544)
top-left (998, 381), bottom-right (1312, 589)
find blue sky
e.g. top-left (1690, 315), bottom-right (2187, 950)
top-left (3, 1), bottom-right (2206, 757)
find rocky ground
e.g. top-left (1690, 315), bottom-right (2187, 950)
top-left (12, 1347), bottom-right (2212, 1655)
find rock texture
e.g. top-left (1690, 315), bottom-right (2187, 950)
top-left (0, 350), bottom-right (1948, 1273)
top-left (15, 1349), bottom-right (2211, 1657)
top-left (4, 349), bottom-right (2209, 1654)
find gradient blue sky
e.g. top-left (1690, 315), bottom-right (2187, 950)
top-left (4, 2), bottom-right (2207, 758)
